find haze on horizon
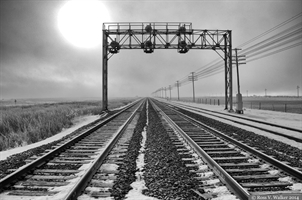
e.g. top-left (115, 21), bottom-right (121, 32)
top-left (0, 0), bottom-right (301, 100)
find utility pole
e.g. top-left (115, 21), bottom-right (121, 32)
top-left (233, 48), bottom-right (246, 114)
top-left (176, 81), bottom-right (180, 100)
top-left (169, 85), bottom-right (172, 100)
top-left (188, 72), bottom-right (197, 102)
top-left (160, 87), bottom-right (164, 98)
top-left (164, 87), bottom-right (167, 99)
top-left (297, 86), bottom-right (300, 97)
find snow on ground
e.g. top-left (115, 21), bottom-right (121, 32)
top-left (159, 99), bottom-right (302, 149)
top-left (124, 101), bottom-right (160, 200)
top-left (0, 115), bottom-right (100, 161)
top-left (0, 132), bottom-right (108, 200)
top-left (170, 100), bottom-right (302, 130)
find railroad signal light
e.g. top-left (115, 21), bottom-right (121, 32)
top-left (178, 48), bottom-right (189, 54)
top-left (179, 26), bottom-right (186, 33)
top-left (178, 40), bottom-right (189, 54)
top-left (145, 24), bottom-right (152, 33)
top-left (109, 40), bottom-right (120, 54)
top-left (177, 25), bottom-right (186, 36)
top-left (144, 40), bottom-right (154, 53)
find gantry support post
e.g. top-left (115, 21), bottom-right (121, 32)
top-left (228, 30), bottom-right (233, 111)
top-left (224, 31), bottom-right (233, 111)
top-left (102, 30), bottom-right (108, 111)
top-left (224, 34), bottom-right (228, 110)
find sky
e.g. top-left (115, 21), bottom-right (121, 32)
top-left (0, 0), bottom-right (301, 100)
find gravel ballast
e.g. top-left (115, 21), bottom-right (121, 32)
top-left (111, 102), bottom-right (147, 199)
top-left (142, 101), bottom-right (202, 200)
top-left (175, 105), bottom-right (302, 168)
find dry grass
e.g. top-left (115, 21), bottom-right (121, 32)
top-left (0, 98), bottom-right (136, 151)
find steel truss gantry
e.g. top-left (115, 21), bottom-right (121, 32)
top-left (102, 22), bottom-right (233, 111)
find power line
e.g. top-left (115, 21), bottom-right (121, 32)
top-left (247, 42), bottom-right (302, 63)
top-left (155, 12), bottom-right (302, 93)
top-left (241, 23), bottom-right (302, 55)
top-left (238, 12), bottom-right (302, 48)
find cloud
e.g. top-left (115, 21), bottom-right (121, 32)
top-left (1, 0), bottom-right (301, 99)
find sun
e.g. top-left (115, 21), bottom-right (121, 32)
top-left (57, 0), bottom-right (110, 48)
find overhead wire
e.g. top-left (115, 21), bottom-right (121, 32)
top-left (248, 42), bottom-right (302, 63)
top-left (237, 12), bottom-right (302, 48)
top-left (248, 35), bottom-right (302, 59)
top-left (241, 24), bottom-right (302, 55)
top-left (154, 12), bottom-right (302, 93)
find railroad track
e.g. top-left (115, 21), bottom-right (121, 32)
top-left (0, 98), bottom-right (146, 200)
top-left (159, 99), bottom-right (302, 142)
top-left (150, 99), bottom-right (302, 200)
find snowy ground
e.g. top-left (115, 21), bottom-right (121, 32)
top-left (0, 115), bottom-right (100, 161)
top-left (157, 99), bottom-right (302, 150)
top-left (169, 100), bottom-right (301, 130)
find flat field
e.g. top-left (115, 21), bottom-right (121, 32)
top-left (0, 97), bottom-right (138, 151)
top-left (241, 96), bottom-right (302, 114)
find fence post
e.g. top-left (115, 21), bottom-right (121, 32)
top-left (218, 99), bottom-right (220, 106)
top-left (214, 99), bottom-right (216, 105)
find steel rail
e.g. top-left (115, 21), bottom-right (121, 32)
top-left (150, 100), bottom-right (250, 200)
top-left (63, 99), bottom-right (146, 200)
top-left (162, 101), bottom-right (302, 182)
top-left (0, 99), bottom-right (143, 191)
top-left (166, 101), bottom-right (302, 141)
top-left (170, 100), bottom-right (302, 133)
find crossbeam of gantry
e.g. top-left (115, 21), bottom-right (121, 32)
top-left (102, 22), bottom-right (233, 111)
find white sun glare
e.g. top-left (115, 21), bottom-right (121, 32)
top-left (58, 0), bottom-right (110, 48)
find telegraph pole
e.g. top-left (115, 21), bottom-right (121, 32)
top-left (188, 72), bottom-right (197, 102)
top-left (164, 87), bottom-right (167, 99)
top-left (176, 81), bottom-right (180, 100)
top-left (169, 85), bottom-right (172, 100)
top-left (161, 87), bottom-right (164, 98)
top-left (233, 48), bottom-right (246, 114)
top-left (297, 86), bottom-right (300, 97)
top-left (192, 73), bottom-right (195, 103)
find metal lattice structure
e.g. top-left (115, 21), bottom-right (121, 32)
top-left (102, 22), bottom-right (233, 111)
